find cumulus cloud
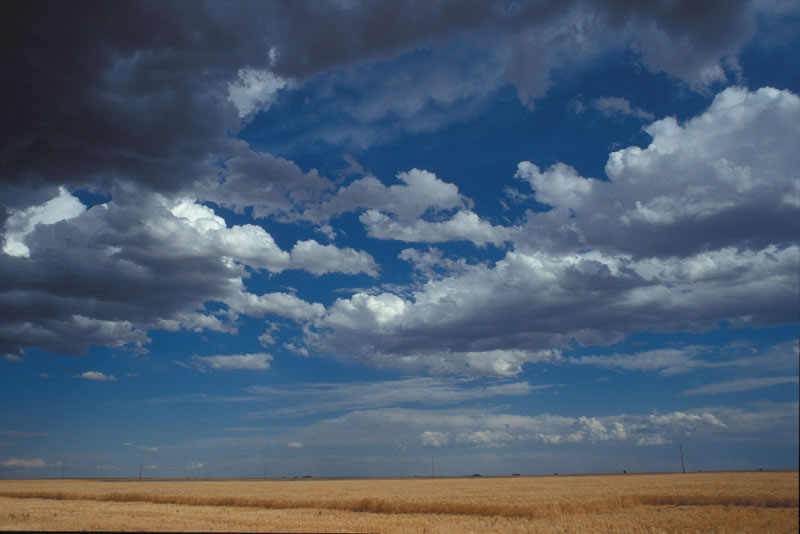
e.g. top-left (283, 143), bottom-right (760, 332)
top-left (2, 187), bottom-right (85, 257)
top-left (0, 190), bottom-right (369, 356)
top-left (516, 87), bottom-right (800, 258)
top-left (636, 435), bottom-right (670, 446)
top-left (289, 240), bottom-right (378, 277)
top-left (287, 441), bottom-right (303, 448)
top-left (360, 209), bottom-right (510, 247)
top-left (421, 431), bottom-right (450, 447)
top-left (310, 245), bottom-right (796, 375)
top-left (295, 168), bottom-right (510, 247)
top-left (297, 86), bottom-right (799, 376)
top-left (74, 371), bottom-right (117, 382)
top-left (298, 406), bottom-right (732, 451)
top-left (191, 353), bottom-right (273, 372)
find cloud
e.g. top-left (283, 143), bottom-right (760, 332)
top-left (516, 87), bottom-right (800, 258)
top-left (297, 87), bottom-right (799, 376)
top-left (0, 458), bottom-right (46, 468)
top-left (310, 245), bottom-right (796, 375)
top-left (191, 353), bottom-right (273, 372)
top-left (681, 376), bottom-right (799, 396)
top-left (421, 431), bottom-right (450, 447)
top-left (1, 190), bottom-right (366, 356)
top-left (287, 441), bottom-right (303, 448)
top-left (2, 187), bottom-right (85, 257)
top-left (568, 343), bottom-right (799, 376)
top-left (0, 1), bottom-right (786, 216)
top-left (289, 240), bottom-right (378, 277)
top-left (227, 66), bottom-right (290, 118)
top-left (246, 377), bottom-right (543, 416)
top-left (636, 435), bottom-right (670, 446)
top-left (1, 346), bottom-right (24, 362)
top-left (590, 96), bottom-right (655, 120)
top-left (360, 209), bottom-right (510, 247)
top-left (297, 406), bottom-right (731, 451)
top-left (138, 446), bottom-right (160, 454)
top-left (187, 462), bottom-right (204, 470)
top-left (290, 168), bottom-right (511, 247)
top-left (74, 371), bottom-right (117, 382)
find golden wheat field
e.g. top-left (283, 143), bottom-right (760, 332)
top-left (0, 471), bottom-right (797, 533)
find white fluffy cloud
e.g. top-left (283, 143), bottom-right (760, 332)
top-left (170, 198), bottom-right (376, 276)
top-left (74, 371), bottom-right (117, 382)
top-left (300, 168), bottom-right (510, 247)
top-left (191, 353), bottom-right (273, 372)
top-left (360, 209), bottom-right (510, 247)
top-left (289, 239), bottom-right (378, 277)
top-left (516, 86), bottom-right (800, 258)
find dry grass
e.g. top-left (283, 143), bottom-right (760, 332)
top-left (1, 471), bottom-right (797, 533)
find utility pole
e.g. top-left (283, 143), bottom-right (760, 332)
top-left (679, 445), bottom-right (686, 473)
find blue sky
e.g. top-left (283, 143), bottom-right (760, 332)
top-left (1, 0), bottom-right (798, 478)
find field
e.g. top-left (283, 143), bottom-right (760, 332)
top-left (0, 471), bottom-right (797, 533)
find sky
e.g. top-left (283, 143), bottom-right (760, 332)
top-left (1, 0), bottom-right (798, 479)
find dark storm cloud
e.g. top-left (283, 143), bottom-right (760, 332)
top-left (1, 1), bottom-right (769, 211)
top-left (0, 0), bottom-right (272, 207)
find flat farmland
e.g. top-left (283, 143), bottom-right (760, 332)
top-left (1, 471), bottom-right (797, 533)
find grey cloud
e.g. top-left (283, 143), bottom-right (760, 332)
top-left (310, 245), bottom-right (797, 375)
top-left (591, 97), bottom-right (655, 120)
top-left (0, 2), bottom-right (268, 206)
top-left (0, 191), bottom-right (343, 356)
top-left (1, 1), bottom-right (781, 212)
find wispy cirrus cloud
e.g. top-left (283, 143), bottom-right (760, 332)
top-left (245, 377), bottom-right (549, 416)
top-left (681, 376), bottom-right (799, 396)
top-left (0, 458), bottom-right (46, 468)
